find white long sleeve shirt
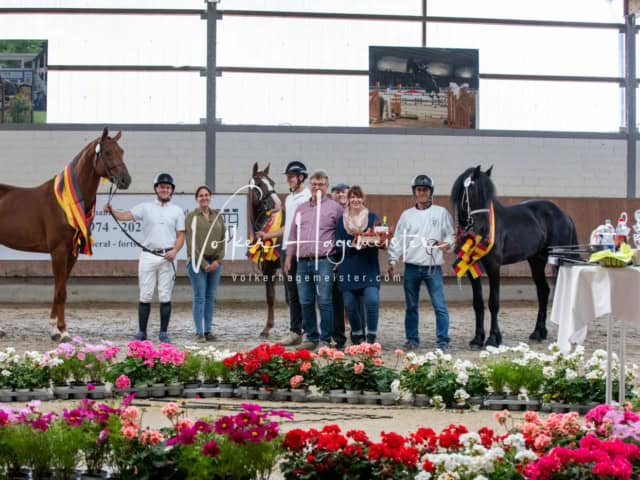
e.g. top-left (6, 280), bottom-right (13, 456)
top-left (283, 187), bottom-right (311, 249)
top-left (387, 205), bottom-right (455, 267)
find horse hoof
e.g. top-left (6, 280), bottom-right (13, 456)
top-left (529, 331), bottom-right (544, 342)
top-left (484, 336), bottom-right (500, 348)
top-left (259, 331), bottom-right (270, 338)
top-left (0, 329), bottom-right (5, 338)
top-left (59, 333), bottom-right (72, 343)
top-left (50, 332), bottom-right (61, 341)
top-left (469, 337), bottom-right (484, 349)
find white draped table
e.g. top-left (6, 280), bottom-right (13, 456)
top-left (549, 265), bottom-right (640, 404)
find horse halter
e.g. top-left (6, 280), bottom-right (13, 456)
top-left (94, 141), bottom-right (123, 186)
top-left (249, 175), bottom-right (279, 231)
top-left (459, 175), bottom-right (490, 232)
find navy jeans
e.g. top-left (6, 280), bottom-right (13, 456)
top-left (403, 264), bottom-right (450, 347)
top-left (281, 253), bottom-right (303, 335)
top-left (186, 261), bottom-right (223, 334)
top-left (342, 286), bottom-right (379, 341)
top-left (296, 258), bottom-right (334, 343)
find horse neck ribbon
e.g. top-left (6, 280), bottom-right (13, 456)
top-left (53, 163), bottom-right (95, 256)
top-left (453, 202), bottom-right (495, 279)
top-left (248, 210), bottom-right (283, 264)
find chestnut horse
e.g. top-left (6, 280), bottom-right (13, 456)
top-left (247, 163), bottom-right (283, 337)
top-left (0, 127), bottom-right (131, 340)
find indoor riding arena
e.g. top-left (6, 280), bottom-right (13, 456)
top-left (1, 2), bottom-right (640, 479)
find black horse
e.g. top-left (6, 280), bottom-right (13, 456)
top-left (451, 165), bottom-right (578, 348)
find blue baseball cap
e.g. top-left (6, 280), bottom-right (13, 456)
top-left (331, 183), bottom-right (349, 192)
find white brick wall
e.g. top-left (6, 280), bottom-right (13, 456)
top-left (217, 132), bottom-right (627, 197)
top-left (0, 130), bottom-right (205, 193)
top-left (0, 129), bottom-right (627, 197)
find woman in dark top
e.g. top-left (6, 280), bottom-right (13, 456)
top-left (335, 186), bottom-right (381, 344)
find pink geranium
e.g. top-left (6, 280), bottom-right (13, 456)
top-left (290, 375), bottom-right (304, 389)
top-left (115, 374), bottom-right (131, 390)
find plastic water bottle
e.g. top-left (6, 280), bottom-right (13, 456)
top-left (602, 219), bottom-right (615, 251)
top-left (615, 213), bottom-right (630, 249)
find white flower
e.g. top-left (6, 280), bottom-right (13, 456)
top-left (415, 472), bottom-right (432, 480)
top-left (431, 395), bottom-right (445, 410)
top-left (543, 366), bottom-right (555, 378)
top-left (565, 369), bottom-right (577, 380)
top-left (460, 432), bottom-right (481, 447)
top-left (586, 369), bottom-right (603, 380)
top-left (515, 450), bottom-right (538, 463)
top-left (454, 389), bottom-right (470, 404)
top-left (479, 350), bottom-right (490, 359)
top-left (518, 388), bottom-right (529, 401)
top-left (456, 371), bottom-right (469, 385)
top-left (405, 352), bottom-right (418, 364)
top-left (438, 469), bottom-right (461, 479)
top-left (391, 379), bottom-right (402, 400)
top-left (473, 475), bottom-right (489, 480)
top-left (1, 369), bottom-right (10, 377)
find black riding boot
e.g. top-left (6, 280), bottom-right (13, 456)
top-left (136, 302), bottom-right (150, 340)
top-left (159, 301), bottom-right (172, 343)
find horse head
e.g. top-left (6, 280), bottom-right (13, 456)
top-left (94, 127), bottom-right (132, 190)
top-left (451, 165), bottom-right (495, 232)
top-left (249, 162), bottom-right (282, 219)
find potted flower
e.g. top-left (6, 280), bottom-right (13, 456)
top-left (375, 365), bottom-right (400, 405)
top-left (48, 419), bottom-right (84, 479)
top-left (171, 403), bottom-right (291, 479)
top-left (400, 352), bottom-right (433, 405)
top-left (178, 349), bottom-right (203, 387)
top-left (107, 340), bottom-right (184, 397)
top-left (315, 347), bottom-right (348, 400)
top-left (0, 347), bottom-right (18, 403)
top-left (341, 343), bottom-right (387, 404)
top-left (8, 353), bottom-right (51, 401)
top-left (0, 402), bottom-right (57, 479)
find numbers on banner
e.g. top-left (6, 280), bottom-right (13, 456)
top-left (90, 221), bottom-right (141, 234)
top-left (90, 221), bottom-right (110, 232)
top-left (122, 221), bottom-right (142, 233)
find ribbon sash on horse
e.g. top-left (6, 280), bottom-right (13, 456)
top-left (453, 202), bottom-right (495, 279)
top-left (248, 210), bottom-right (282, 264)
top-left (54, 163), bottom-right (95, 256)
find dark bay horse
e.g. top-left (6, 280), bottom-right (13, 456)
top-left (247, 163), bottom-right (283, 337)
top-left (0, 127), bottom-right (131, 340)
top-left (451, 165), bottom-right (577, 348)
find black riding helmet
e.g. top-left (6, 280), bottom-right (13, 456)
top-left (283, 161), bottom-right (308, 180)
top-left (154, 172), bottom-right (175, 192)
top-left (411, 174), bottom-right (434, 194)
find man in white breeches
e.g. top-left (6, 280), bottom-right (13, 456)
top-left (105, 173), bottom-right (185, 343)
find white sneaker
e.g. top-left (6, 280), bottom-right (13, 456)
top-left (281, 332), bottom-right (303, 346)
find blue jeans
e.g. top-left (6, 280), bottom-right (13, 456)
top-left (186, 261), bottom-right (223, 334)
top-left (403, 264), bottom-right (450, 347)
top-left (281, 251), bottom-right (303, 335)
top-left (296, 258), bottom-right (334, 343)
top-left (342, 287), bottom-right (379, 340)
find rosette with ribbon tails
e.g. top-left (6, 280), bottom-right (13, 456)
top-left (54, 162), bottom-right (95, 256)
top-left (248, 210), bottom-right (283, 264)
top-left (453, 202), bottom-right (495, 279)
